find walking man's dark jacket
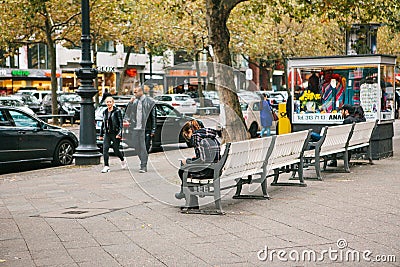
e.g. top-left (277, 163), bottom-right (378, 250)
top-left (126, 97), bottom-right (156, 134)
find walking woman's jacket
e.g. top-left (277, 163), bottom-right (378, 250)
top-left (100, 107), bottom-right (123, 137)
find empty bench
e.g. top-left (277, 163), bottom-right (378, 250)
top-left (178, 130), bottom-right (311, 214)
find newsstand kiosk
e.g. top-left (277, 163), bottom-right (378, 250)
top-left (287, 54), bottom-right (396, 159)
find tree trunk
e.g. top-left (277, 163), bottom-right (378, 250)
top-left (194, 52), bottom-right (205, 115)
top-left (44, 16), bottom-right (59, 124)
top-left (117, 46), bottom-right (133, 95)
top-left (206, 0), bottom-right (248, 142)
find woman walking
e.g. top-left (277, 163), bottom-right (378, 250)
top-left (99, 96), bottom-right (127, 173)
top-left (260, 93), bottom-right (273, 137)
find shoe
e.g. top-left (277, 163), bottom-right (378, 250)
top-left (121, 158), bottom-right (127, 169)
top-left (101, 166), bottom-right (110, 173)
top-left (327, 160), bottom-right (337, 167)
top-left (139, 167), bottom-right (147, 173)
top-left (175, 192), bottom-right (185, 199)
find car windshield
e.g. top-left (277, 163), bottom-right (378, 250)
top-left (174, 95), bottom-right (190, 101)
top-left (16, 95), bottom-right (40, 105)
top-left (155, 96), bottom-right (172, 101)
top-left (60, 94), bottom-right (81, 102)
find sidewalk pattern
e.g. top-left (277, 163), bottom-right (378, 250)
top-left (1, 136), bottom-right (399, 266)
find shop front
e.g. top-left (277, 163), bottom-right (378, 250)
top-left (287, 54), bottom-right (396, 159)
top-left (0, 68), bottom-right (60, 95)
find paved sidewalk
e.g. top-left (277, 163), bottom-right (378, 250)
top-left (1, 127), bottom-right (399, 266)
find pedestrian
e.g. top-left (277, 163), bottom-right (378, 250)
top-left (395, 91), bottom-right (400, 119)
top-left (260, 93), bottom-right (273, 137)
top-left (125, 86), bottom-right (156, 173)
top-left (341, 104), bottom-right (357, 124)
top-left (328, 104), bottom-right (357, 167)
top-left (353, 105), bottom-right (366, 122)
top-left (175, 120), bottom-right (221, 204)
top-left (100, 89), bottom-right (112, 104)
top-left (99, 96), bottom-right (127, 173)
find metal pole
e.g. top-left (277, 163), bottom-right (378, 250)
top-left (74, 0), bottom-right (101, 165)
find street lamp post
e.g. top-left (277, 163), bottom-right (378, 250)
top-left (74, 0), bottom-right (101, 165)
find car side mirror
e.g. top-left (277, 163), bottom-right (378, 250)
top-left (35, 121), bottom-right (44, 131)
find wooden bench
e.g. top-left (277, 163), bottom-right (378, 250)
top-left (178, 130), bottom-right (311, 214)
top-left (302, 123), bottom-right (354, 180)
top-left (346, 120), bottom-right (377, 163)
top-left (302, 121), bottom-right (377, 180)
top-left (179, 136), bottom-right (274, 214)
top-left (267, 130), bottom-right (312, 187)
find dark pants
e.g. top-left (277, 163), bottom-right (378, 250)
top-left (103, 133), bottom-right (124, 166)
top-left (145, 130), bottom-right (152, 153)
top-left (132, 129), bottom-right (148, 169)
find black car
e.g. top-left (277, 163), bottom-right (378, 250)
top-left (95, 100), bottom-right (202, 152)
top-left (0, 106), bottom-right (78, 165)
top-left (42, 93), bottom-right (81, 120)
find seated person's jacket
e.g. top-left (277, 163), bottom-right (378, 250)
top-left (186, 128), bottom-right (221, 178)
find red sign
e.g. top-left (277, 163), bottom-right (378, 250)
top-left (125, 68), bottom-right (137, 77)
top-left (44, 72), bottom-right (61, 78)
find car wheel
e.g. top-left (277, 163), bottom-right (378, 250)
top-left (53, 139), bottom-right (75, 166)
top-left (249, 122), bottom-right (258, 138)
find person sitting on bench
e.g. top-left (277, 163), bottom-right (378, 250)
top-left (175, 120), bottom-right (221, 202)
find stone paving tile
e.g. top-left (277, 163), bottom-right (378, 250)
top-left (67, 246), bottom-right (120, 266)
top-left (0, 249), bottom-right (33, 266)
top-left (102, 243), bottom-right (165, 266)
top-left (0, 219), bottom-right (22, 241)
top-left (0, 238), bottom-right (28, 255)
top-left (0, 259), bottom-right (36, 267)
top-left (91, 231), bottom-right (132, 246)
top-left (30, 247), bottom-right (71, 262)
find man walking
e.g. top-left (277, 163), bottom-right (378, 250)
top-left (126, 86), bottom-right (156, 173)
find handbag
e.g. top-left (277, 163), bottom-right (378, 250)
top-left (271, 109), bottom-right (278, 121)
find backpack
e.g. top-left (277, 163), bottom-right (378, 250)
top-left (199, 137), bottom-right (221, 163)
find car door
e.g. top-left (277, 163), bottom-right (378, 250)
top-left (8, 109), bottom-right (52, 160)
top-left (0, 109), bottom-right (20, 163)
top-left (155, 104), bottom-right (182, 145)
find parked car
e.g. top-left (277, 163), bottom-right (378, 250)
top-left (0, 106), bottom-right (78, 165)
top-left (254, 91), bottom-right (287, 109)
top-left (202, 90), bottom-right (220, 112)
top-left (154, 94), bottom-right (197, 115)
top-left (95, 100), bottom-right (203, 152)
top-left (186, 91), bottom-right (216, 114)
top-left (0, 96), bottom-right (35, 115)
top-left (17, 89), bottom-right (53, 103)
top-left (13, 94), bottom-right (42, 114)
top-left (42, 93), bottom-right (81, 120)
top-left (240, 99), bottom-right (277, 138)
